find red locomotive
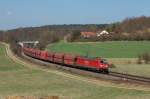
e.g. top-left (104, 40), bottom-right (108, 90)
top-left (23, 47), bottom-right (109, 73)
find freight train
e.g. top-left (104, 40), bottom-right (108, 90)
top-left (23, 47), bottom-right (109, 73)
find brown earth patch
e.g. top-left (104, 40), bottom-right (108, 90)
top-left (6, 96), bottom-right (60, 99)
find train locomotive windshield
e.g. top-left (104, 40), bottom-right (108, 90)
top-left (100, 59), bottom-right (108, 64)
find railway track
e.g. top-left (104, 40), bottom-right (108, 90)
top-left (22, 51), bottom-right (150, 85)
top-left (109, 71), bottom-right (150, 84)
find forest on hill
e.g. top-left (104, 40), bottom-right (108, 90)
top-left (110, 16), bottom-right (150, 40)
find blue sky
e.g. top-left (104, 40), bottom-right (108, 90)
top-left (0, 0), bottom-right (150, 30)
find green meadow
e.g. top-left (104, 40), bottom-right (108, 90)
top-left (47, 41), bottom-right (150, 58)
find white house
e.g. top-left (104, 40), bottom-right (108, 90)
top-left (96, 30), bottom-right (109, 37)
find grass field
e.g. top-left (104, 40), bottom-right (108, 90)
top-left (1, 43), bottom-right (150, 99)
top-left (106, 58), bottom-right (150, 77)
top-left (47, 41), bottom-right (150, 58)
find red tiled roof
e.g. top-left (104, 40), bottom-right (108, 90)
top-left (81, 32), bottom-right (96, 37)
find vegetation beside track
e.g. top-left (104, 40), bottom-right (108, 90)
top-left (1, 44), bottom-right (150, 99)
top-left (108, 58), bottom-right (150, 77)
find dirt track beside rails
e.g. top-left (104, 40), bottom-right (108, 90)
top-left (6, 96), bottom-right (59, 99)
top-left (2, 42), bottom-right (150, 92)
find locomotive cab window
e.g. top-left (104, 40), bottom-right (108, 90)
top-left (100, 59), bottom-right (107, 64)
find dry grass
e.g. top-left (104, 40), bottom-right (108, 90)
top-left (108, 58), bottom-right (150, 77)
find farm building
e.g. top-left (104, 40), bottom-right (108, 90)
top-left (81, 32), bottom-right (96, 38)
top-left (81, 30), bottom-right (109, 38)
top-left (97, 30), bottom-right (109, 37)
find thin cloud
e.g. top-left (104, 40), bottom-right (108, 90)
top-left (7, 11), bottom-right (13, 16)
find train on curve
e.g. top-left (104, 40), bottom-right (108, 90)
top-left (23, 47), bottom-right (109, 73)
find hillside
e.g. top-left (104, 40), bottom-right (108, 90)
top-left (111, 16), bottom-right (150, 40)
top-left (114, 16), bottom-right (150, 33)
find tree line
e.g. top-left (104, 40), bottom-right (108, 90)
top-left (68, 16), bottom-right (150, 42)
